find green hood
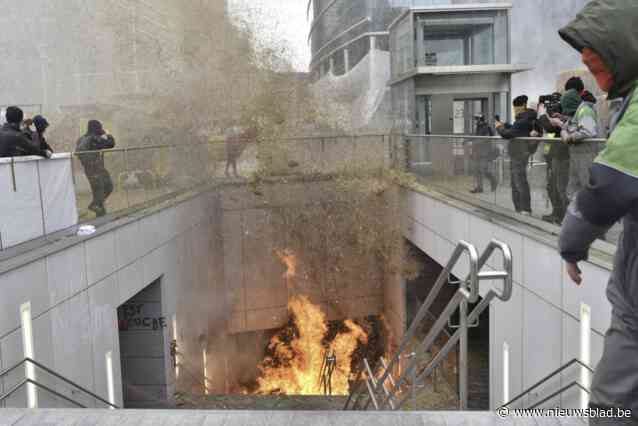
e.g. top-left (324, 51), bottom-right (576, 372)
top-left (561, 89), bottom-right (581, 116)
top-left (559, 0), bottom-right (638, 99)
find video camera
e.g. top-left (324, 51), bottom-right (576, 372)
top-left (539, 92), bottom-right (562, 115)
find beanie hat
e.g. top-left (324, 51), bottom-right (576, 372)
top-left (87, 120), bottom-right (105, 135)
top-left (5, 106), bottom-right (24, 124)
top-left (561, 89), bottom-right (582, 116)
top-left (513, 95), bottom-right (528, 107)
top-left (33, 115), bottom-right (49, 132)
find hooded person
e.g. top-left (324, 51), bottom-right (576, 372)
top-left (0, 107), bottom-right (51, 158)
top-left (558, 1), bottom-right (638, 422)
top-left (76, 120), bottom-right (116, 217)
top-left (561, 86), bottom-right (601, 201)
top-left (496, 95), bottom-right (539, 215)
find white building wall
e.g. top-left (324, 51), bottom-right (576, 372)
top-left (0, 191), bottom-right (221, 408)
top-left (403, 188), bottom-right (611, 409)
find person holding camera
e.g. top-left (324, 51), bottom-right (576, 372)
top-left (76, 120), bottom-right (116, 217)
top-left (496, 95), bottom-right (539, 216)
top-left (0, 107), bottom-right (52, 159)
top-left (537, 92), bottom-right (570, 224)
top-left (469, 114), bottom-right (498, 194)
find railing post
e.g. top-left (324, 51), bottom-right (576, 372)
top-left (459, 298), bottom-right (469, 410)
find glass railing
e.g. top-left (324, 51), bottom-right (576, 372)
top-left (1, 135), bottom-right (394, 253)
top-left (404, 134), bottom-right (620, 245)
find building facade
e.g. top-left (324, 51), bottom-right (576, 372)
top-left (0, 0), bottom-right (226, 120)
top-left (309, 0), bottom-right (591, 132)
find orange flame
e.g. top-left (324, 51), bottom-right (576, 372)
top-left (252, 251), bottom-right (368, 395)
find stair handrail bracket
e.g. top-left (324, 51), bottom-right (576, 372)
top-left (344, 239), bottom-right (513, 411)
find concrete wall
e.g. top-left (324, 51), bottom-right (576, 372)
top-left (0, 190), bottom-right (222, 407)
top-left (402, 187), bottom-right (612, 409)
top-left (0, 176), bottom-right (404, 405)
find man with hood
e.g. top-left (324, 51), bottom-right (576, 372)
top-left (558, 0), bottom-right (638, 423)
top-left (552, 80), bottom-right (601, 201)
top-left (76, 120), bottom-right (116, 217)
top-left (0, 107), bottom-right (51, 158)
top-left (496, 95), bottom-right (539, 215)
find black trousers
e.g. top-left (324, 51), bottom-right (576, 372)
top-left (510, 156), bottom-right (531, 213)
top-left (87, 171), bottom-right (114, 207)
top-left (547, 156), bottom-right (570, 220)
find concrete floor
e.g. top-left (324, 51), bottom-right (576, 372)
top-left (0, 409), bottom-right (588, 425)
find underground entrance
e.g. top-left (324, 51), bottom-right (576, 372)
top-left (117, 278), bottom-right (168, 408)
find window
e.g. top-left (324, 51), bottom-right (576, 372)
top-left (418, 15), bottom-right (497, 66)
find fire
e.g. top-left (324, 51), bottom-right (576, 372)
top-left (252, 251), bottom-right (368, 396)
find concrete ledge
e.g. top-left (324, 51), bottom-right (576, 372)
top-left (0, 409), bottom-right (585, 425)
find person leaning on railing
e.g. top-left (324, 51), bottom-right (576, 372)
top-left (495, 95), bottom-right (540, 216)
top-left (558, 0), bottom-right (638, 423)
top-left (76, 120), bottom-right (116, 218)
top-left (0, 106), bottom-right (52, 159)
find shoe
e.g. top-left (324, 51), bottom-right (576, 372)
top-left (542, 214), bottom-right (556, 223)
top-left (470, 188), bottom-right (484, 194)
top-left (520, 211), bottom-right (532, 217)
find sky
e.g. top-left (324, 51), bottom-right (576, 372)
top-left (228, 0), bottom-right (312, 71)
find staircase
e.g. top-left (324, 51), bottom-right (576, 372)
top-left (344, 239), bottom-right (513, 411)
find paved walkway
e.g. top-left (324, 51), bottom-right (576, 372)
top-left (0, 409), bottom-right (586, 425)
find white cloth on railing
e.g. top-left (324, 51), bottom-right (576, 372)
top-left (0, 154), bottom-right (78, 249)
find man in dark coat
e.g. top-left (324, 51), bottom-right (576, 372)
top-left (495, 95), bottom-right (538, 215)
top-left (558, 1), bottom-right (638, 423)
top-left (23, 115), bottom-right (54, 153)
top-left (470, 114), bottom-right (497, 193)
top-left (0, 107), bottom-right (51, 158)
top-left (76, 120), bottom-right (116, 217)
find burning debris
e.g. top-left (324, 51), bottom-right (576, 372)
top-left (252, 295), bottom-right (367, 396)
top-left (249, 250), bottom-right (369, 396)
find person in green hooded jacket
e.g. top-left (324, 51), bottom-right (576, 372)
top-left (558, 0), bottom-right (638, 423)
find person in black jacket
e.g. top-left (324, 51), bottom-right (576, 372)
top-left (23, 115), bottom-right (54, 154)
top-left (495, 95), bottom-right (539, 215)
top-left (76, 120), bottom-right (116, 217)
top-left (0, 107), bottom-right (51, 158)
top-left (470, 114), bottom-right (497, 193)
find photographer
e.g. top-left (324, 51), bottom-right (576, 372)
top-left (537, 91), bottom-right (570, 224)
top-left (76, 120), bottom-right (116, 217)
top-left (470, 114), bottom-right (497, 194)
top-left (496, 95), bottom-right (539, 216)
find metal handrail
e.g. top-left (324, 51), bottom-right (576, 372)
top-left (405, 133), bottom-right (607, 144)
top-left (380, 240), bottom-right (512, 411)
top-left (501, 358), bottom-right (593, 409)
top-left (0, 378), bottom-right (87, 409)
top-left (0, 357), bottom-right (118, 409)
top-left (345, 239), bottom-right (513, 411)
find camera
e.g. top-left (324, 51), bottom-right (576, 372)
top-left (539, 92), bottom-right (562, 115)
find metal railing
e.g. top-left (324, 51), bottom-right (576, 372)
top-left (402, 133), bottom-right (620, 246)
top-left (345, 239), bottom-right (513, 411)
top-left (501, 358), bottom-right (594, 410)
top-left (0, 357), bottom-right (119, 409)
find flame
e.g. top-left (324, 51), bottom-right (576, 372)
top-left (252, 251), bottom-right (368, 395)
